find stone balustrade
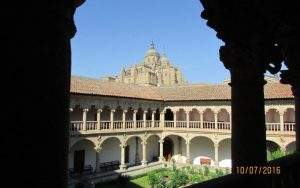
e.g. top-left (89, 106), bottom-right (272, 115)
top-left (69, 120), bottom-right (296, 134)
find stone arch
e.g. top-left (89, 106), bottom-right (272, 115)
top-left (146, 134), bottom-right (161, 162)
top-left (69, 137), bottom-right (96, 149)
top-left (126, 107), bottom-right (134, 120)
top-left (164, 108), bottom-right (174, 120)
top-left (100, 106), bottom-right (111, 121)
top-left (266, 140), bottom-right (281, 160)
top-left (203, 108), bottom-right (215, 122)
top-left (176, 108), bottom-right (187, 121)
top-left (217, 108), bottom-right (230, 122)
top-left (68, 138), bottom-right (97, 171)
top-left (218, 138), bottom-right (231, 168)
top-left (266, 109), bottom-right (280, 123)
top-left (99, 136), bottom-right (122, 147)
top-left (114, 106), bottom-right (123, 121)
top-left (136, 107), bottom-right (144, 120)
top-left (99, 137), bottom-right (121, 165)
top-left (189, 108), bottom-right (200, 121)
top-left (190, 136), bottom-right (215, 166)
top-left (284, 108), bottom-right (295, 123)
top-left (154, 108), bottom-right (160, 120)
top-left (285, 141), bottom-right (296, 154)
top-left (70, 105), bottom-right (83, 121)
top-left (125, 136), bottom-right (143, 166)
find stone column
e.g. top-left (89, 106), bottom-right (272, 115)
top-left (214, 143), bottom-right (219, 166)
top-left (119, 144), bottom-right (127, 171)
top-left (143, 111), bottom-right (148, 128)
top-left (214, 112), bottom-right (218, 130)
top-left (133, 110), bottom-right (138, 128)
top-left (110, 109), bottom-right (115, 130)
top-left (160, 111), bottom-right (165, 128)
top-left (174, 110), bottom-right (177, 128)
top-left (279, 111), bottom-right (284, 132)
top-left (151, 111), bottom-right (155, 127)
top-left (96, 109), bottom-right (102, 130)
top-left (141, 141), bottom-right (148, 166)
top-left (220, 43), bottom-right (267, 173)
top-left (122, 110), bottom-right (127, 129)
top-left (186, 110), bottom-right (190, 128)
top-left (95, 146), bottom-right (102, 173)
top-left (200, 111), bottom-right (203, 129)
top-left (69, 108), bottom-right (73, 131)
top-left (186, 140), bottom-right (191, 164)
top-left (159, 139), bottom-right (164, 162)
top-left (83, 108), bottom-right (89, 131)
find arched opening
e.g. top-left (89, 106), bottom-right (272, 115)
top-left (165, 109), bottom-right (174, 120)
top-left (113, 106), bottom-right (123, 129)
top-left (217, 109), bottom-right (230, 130)
top-left (70, 105), bottom-right (83, 121)
top-left (164, 109), bottom-right (174, 127)
top-left (69, 139), bottom-right (96, 174)
top-left (146, 108), bottom-right (152, 127)
top-left (286, 141), bottom-right (296, 154)
top-left (176, 109), bottom-right (187, 128)
top-left (163, 137), bottom-right (174, 161)
top-left (70, 105), bottom-right (84, 131)
top-left (284, 108), bottom-right (295, 131)
top-left (189, 108), bottom-right (201, 128)
top-left (203, 108), bottom-right (215, 129)
top-left (146, 135), bottom-right (160, 162)
top-left (125, 136), bottom-right (143, 167)
top-left (100, 106), bottom-right (111, 129)
top-left (218, 138), bottom-right (231, 168)
top-left (266, 109), bottom-right (280, 131)
top-left (136, 108), bottom-right (144, 128)
top-left (190, 136), bottom-right (215, 166)
top-left (99, 137), bottom-right (121, 172)
top-left (125, 107), bottom-right (134, 129)
top-left (86, 105), bottom-right (97, 130)
top-left (266, 140), bottom-right (281, 160)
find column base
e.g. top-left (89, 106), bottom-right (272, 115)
top-left (159, 156), bottom-right (165, 162)
top-left (214, 161), bottom-right (219, 167)
top-left (186, 159), bottom-right (191, 164)
top-left (119, 164), bottom-right (127, 171)
top-left (141, 160), bottom-right (148, 166)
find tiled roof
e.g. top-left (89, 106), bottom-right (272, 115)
top-left (70, 76), bottom-right (294, 101)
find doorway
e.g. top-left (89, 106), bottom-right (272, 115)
top-left (163, 137), bottom-right (174, 161)
top-left (74, 150), bottom-right (85, 173)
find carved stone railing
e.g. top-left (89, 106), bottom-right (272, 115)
top-left (217, 122), bottom-right (231, 130)
top-left (164, 121), bottom-right (174, 128)
top-left (136, 120), bottom-right (143, 128)
top-left (70, 121), bottom-right (83, 131)
top-left (203, 121), bottom-right (215, 129)
top-left (284, 123), bottom-right (296, 131)
top-left (100, 121), bottom-right (110, 130)
top-left (69, 121), bottom-right (295, 135)
top-left (113, 121), bottom-right (122, 130)
top-left (146, 120), bottom-right (152, 128)
top-left (86, 121), bottom-right (97, 130)
top-left (154, 120), bottom-right (160, 128)
top-left (125, 121), bottom-right (134, 129)
top-left (176, 121), bottom-right (187, 128)
top-left (266, 123), bottom-right (281, 131)
top-left (189, 121), bottom-right (201, 128)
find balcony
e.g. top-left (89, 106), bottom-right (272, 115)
top-left (69, 120), bottom-right (295, 135)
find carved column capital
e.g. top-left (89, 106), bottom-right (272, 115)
top-left (83, 108), bottom-right (89, 112)
top-left (69, 108), bottom-right (73, 112)
top-left (97, 109), bottom-right (103, 113)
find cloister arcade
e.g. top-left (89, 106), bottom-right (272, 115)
top-left (68, 102), bottom-right (296, 174)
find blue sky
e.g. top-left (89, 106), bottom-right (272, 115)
top-left (71, 0), bottom-right (228, 84)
